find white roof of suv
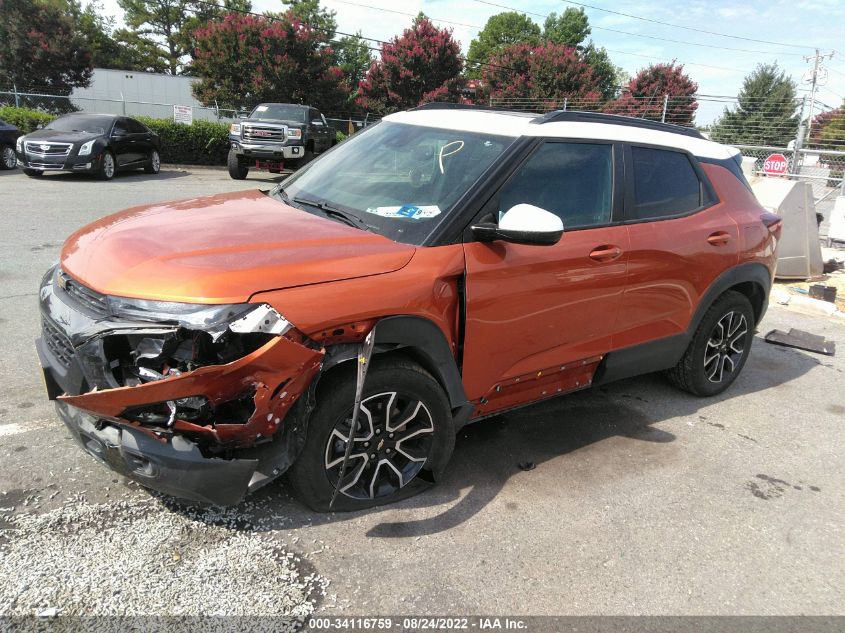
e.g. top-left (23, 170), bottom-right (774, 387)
top-left (384, 108), bottom-right (739, 162)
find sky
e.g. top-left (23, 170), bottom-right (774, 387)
top-left (97, 0), bottom-right (845, 125)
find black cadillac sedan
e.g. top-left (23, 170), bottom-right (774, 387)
top-left (16, 113), bottom-right (161, 180)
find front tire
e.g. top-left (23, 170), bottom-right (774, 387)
top-left (1, 145), bottom-right (17, 170)
top-left (666, 291), bottom-right (754, 396)
top-left (227, 150), bottom-right (248, 179)
top-left (98, 151), bottom-right (116, 180)
top-left (144, 149), bottom-right (161, 174)
top-left (287, 358), bottom-right (454, 512)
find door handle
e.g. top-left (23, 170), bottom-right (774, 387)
top-left (707, 231), bottom-right (731, 246)
top-left (589, 245), bottom-right (623, 262)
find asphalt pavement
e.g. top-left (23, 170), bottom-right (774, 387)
top-left (0, 166), bottom-right (842, 618)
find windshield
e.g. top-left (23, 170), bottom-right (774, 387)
top-left (251, 104), bottom-right (307, 122)
top-left (279, 122), bottom-right (515, 245)
top-left (46, 116), bottom-right (110, 135)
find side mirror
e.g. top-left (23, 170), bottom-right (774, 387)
top-left (471, 204), bottom-right (563, 246)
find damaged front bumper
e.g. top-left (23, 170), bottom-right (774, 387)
top-left (37, 267), bottom-right (324, 505)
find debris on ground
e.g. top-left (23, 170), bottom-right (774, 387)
top-left (764, 328), bottom-right (836, 356)
top-left (0, 497), bottom-right (327, 629)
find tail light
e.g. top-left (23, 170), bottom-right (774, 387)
top-left (761, 212), bottom-right (783, 234)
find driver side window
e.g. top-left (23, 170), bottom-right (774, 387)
top-left (498, 141), bottom-right (614, 230)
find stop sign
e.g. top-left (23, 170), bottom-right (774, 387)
top-left (763, 153), bottom-right (789, 176)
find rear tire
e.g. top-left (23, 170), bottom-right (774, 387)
top-left (227, 149), bottom-right (248, 179)
top-left (98, 151), bottom-right (116, 180)
top-left (666, 290), bottom-right (754, 396)
top-left (286, 358), bottom-right (454, 512)
top-left (23, 168), bottom-right (42, 178)
top-left (144, 149), bottom-right (161, 174)
top-left (1, 145), bottom-right (16, 170)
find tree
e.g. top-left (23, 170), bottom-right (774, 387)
top-left (0, 0), bottom-right (92, 106)
top-left (809, 102), bottom-right (844, 147)
top-left (466, 12), bottom-right (540, 78)
top-left (357, 15), bottom-right (464, 115)
top-left (334, 34), bottom-right (372, 100)
top-left (116, 0), bottom-right (252, 75)
top-left (543, 7), bottom-right (590, 48)
top-left (604, 62), bottom-right (698, 126)
top-left (709, 64), bottom-right (798, 145)
top-left (191, 11), bottom-right (349, 112)
top-left (482, 42), bottom-right (603, 110)
top-left (583, 44), bottom-right (622, 102)
top-left (280, 0), bottom-right (335, 38)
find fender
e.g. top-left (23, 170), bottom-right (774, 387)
top-left (594, 262), bottom-right (772, 386)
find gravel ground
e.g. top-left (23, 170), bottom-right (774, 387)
top-left (0, 493), bottom-right (328, 626)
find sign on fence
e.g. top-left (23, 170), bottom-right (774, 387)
top-left (173, 105), bottom-right (193, 125)
top-left (763, 153), bottom-right (789, 177)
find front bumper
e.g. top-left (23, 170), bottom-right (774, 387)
top-left (229, 139), bottom-right (304, 159)
top-left (57, 401), bottom-right (258, 505)
top-left (37, 270), bottom-right (324, 504)
top-left (17, 150), bottom-right (100, 173)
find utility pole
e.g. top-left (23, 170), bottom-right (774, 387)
top-left (803, 49), bottom-right (835, 141)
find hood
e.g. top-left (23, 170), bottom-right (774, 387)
top-left (60, 190), bottom-right (416, 304)
top-left (247, 118), bottom-right (305, 127)
top-left (25, 129), bottom-right (100, 144)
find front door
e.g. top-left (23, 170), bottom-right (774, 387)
top-left (462, 140), bottom-right (629, 416)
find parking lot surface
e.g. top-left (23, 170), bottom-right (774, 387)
top-left (0, 167), bottom-right (843, 617)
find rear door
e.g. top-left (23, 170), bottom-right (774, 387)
top-left (462, 140), bottom-right (630, 415)
top-left (615, 144), bottom-right (739, 350)
top-left (125, 118), bottom-right (152, 163)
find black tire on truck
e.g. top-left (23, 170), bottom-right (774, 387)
top-left (227, 149), bottom-right (249, 180)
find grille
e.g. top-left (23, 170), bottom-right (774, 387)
top-left (242, 124), bottom-right (286, 142)
top-left (42, 319), bottom-right (75, 368)
top-left (60, 272), bottom-right (110, 317)
top-left (25, 142), bottom-right (71, 156)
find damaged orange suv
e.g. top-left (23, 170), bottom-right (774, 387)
top-left (38, 106), bottom-right (781, 510)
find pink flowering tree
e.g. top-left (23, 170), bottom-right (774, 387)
top-left (481, 42), bottom-right (604, 110)
top-left (604, 63), bottom-right (698, 125)
top-left (356, 15), bottom-right (465, 115)
top-left (191, 11), bottom-right (349, 112)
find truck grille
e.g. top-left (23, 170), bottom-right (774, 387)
top-left (25, 141), bottom-right (72, 156)
top-left (242, 124), bottom-right (286, 142)
top-left (42, 319), bottom-right (75, 368)
top-left (59, 272), bottom-right (110, 317)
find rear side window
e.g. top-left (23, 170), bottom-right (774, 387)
top-left (631, 146), bottom-right (702, 219)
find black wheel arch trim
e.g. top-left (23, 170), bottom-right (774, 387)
top-left (595, 262), bottom-right (771, 386)
top-left (321, 315), bottom-right (471, 418)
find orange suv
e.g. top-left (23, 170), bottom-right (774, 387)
top-left (37, 106), bottom-right (781, 510)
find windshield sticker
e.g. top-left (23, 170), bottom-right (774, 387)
top-left (365, 205), bottom-right (442, 220)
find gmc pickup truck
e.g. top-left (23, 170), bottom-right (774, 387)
top-left (227, 103), bottom-right (337, 179)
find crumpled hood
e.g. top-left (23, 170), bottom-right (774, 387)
top-left (60, 190), bottom-right (416, 303)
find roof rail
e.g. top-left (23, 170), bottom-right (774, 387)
top-left (409, 102), bottom-right (536, 117)
top-left (530, 110), bottom-right (704, 139)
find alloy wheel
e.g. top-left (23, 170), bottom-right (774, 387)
top-left (103, 154), bottom-right (115, 178)
top-left (151, 150), bottom-right (160, 172)
top-left (704, 311), bottom-right (748, 383)
top-left (1, 146), bottom-right (16, 169)
top-left (325, 391), bottom-right (434, 500)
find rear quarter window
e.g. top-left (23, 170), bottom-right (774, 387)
top-left (631, 146), bottom-right (703, 220)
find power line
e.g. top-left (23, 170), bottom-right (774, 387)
top-left (558, 0), bottom-right (814, 50)
top-left (470, 0), bottom-right (752, 74)
top-left (472, 0), bottom-right (802, 57)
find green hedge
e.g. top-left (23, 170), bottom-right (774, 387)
top-left (136, 116), bottom-right (230, 166)
top-left (0, 106), bottom-right (56, 133)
